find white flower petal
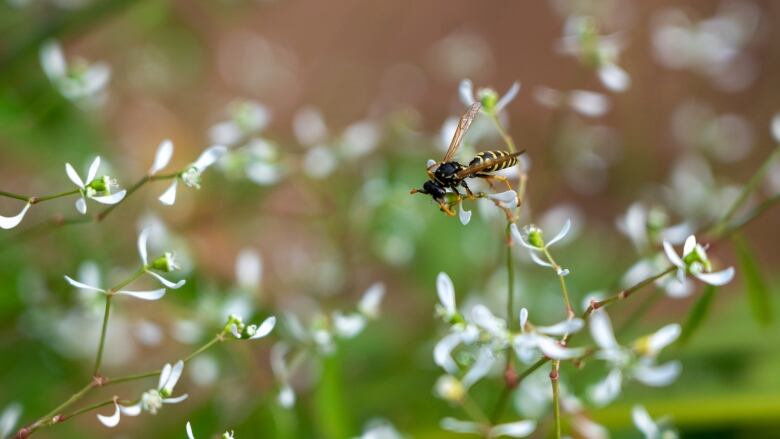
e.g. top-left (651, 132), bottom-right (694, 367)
top-left (192, 145), bottom-right (228, 171)
top-left (647, 324), bottom-right (681, 353)
top-left (40, 40), bottom-right (67, 79)
top-left (116, 288), bottom-right (166, 301)
top-left (119, 403), bottom-right (141, 416)
top-left (0, 202), bottom-right (31, 229)
top-left (536, 336), bottom-right (585, 360)
top-left (63, 275), bottom-right (105, 293)
top-left (186, 421), bottom-right (195, 439)
top-left (546, 218), bottom-right (572, 247)
top-left (569, 90), bottom-right (609, 117)
top-left (279, 385), bottom-right (295, 408)
top-left (589, 368), bottom-right (623, 406)
top-left (519, 308), bottom-right (529, 331)
top-left (65, 162), bottom-right (84, 188)
top-left (487, 190), bottom-right (518, 207)
top-left (436, 272), bottom-right (456, 316)
top-left (75, 197), bottom-right (87, 215)
top-left (536, 318), bottom-right (584, 336)
top-left (91, 190), bottom-right (126, 205)
top-left (146, 270), bottom-right (185, 289)
top-left (632, 405), bottom-right (659, 439)
top-left (434, 333), bottom-right (461, 375)
top-left (230, 324), bottom-right (241, 339)
top-left (470, 305), bottom-right (507, 339)
top-left (589, 310), bottom-right (618, 350)
top-left (458, 79), bottom-right (476, 106)
top-left (208, 121), bottom-right (242, 145)
top-left (162, 394), bottom-right (188, 404)
top-left (137, 228), bottom-right (150, 265)
top-left (529, 250), bottom-right (554, 268)
top-left (662, 241), bottom-right (685, 269)
top-left (491, 420), bottom-right (537, 438)
top-left (96, 402), bottom-right (121, 428)
top-left (495, 81), bottom-right (521, 113)
top-left (249, 316), bottom-right (276, 339)
top-left (458, 202), bottom-right (472, 225)
top-left (634, 361), bottom-right (681, 387)
top-left (462, 348), bottom-right (494, 388)
top-left (86, 156), bottom-right (101, 184)
top-left (149, 140), bottom-right (174, 175)
top-left (441, 417), bottom-right (481, 434)
top-left (163, 360), bottom-right (184, 393)
top-left (159, 180), bottom-right (178, 206)
top-left (333, 311), bottom-right (367, 338)
top-left (683, 235), bottom-right (696, 256)
top-left (358, 282), bottom-right (385, 318)
top-left (695, 267), bottom-right (735, 286)
top-left (159, 363), bottom-right (172, 390)
top-left (598, 63), bottom-right (630, 92)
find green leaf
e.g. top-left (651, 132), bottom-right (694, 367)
top-left (733, 233), bottom-right (772, 326)
top-left (679, 284), bottom-right (717, 345)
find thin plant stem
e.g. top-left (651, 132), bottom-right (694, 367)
top-left (461, 393), bottom-right (491, 426)
top-left (505, 225), bottom-right (516, 330)
top-left (92, 295), bottom-right (113, 377)
top-left (542, 248), bottom-right (574, 319)
top-left (551, 361), bottom-right (561, 439)
top-left (32, 189), bottom-right (81, 203)
top-left (0, 190), bottom-right (31, 202)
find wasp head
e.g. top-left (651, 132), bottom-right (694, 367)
top-left (411, 180), bottom-right (447, 202)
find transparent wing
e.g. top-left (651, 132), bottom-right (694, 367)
top-left (442, 103), bottom-right (481, 163)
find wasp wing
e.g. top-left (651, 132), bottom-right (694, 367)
top-left (455, 150), bottom-right (525, 178)
top-left (441, 103), bottom-right (481, 164)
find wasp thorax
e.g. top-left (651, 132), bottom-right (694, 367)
top-left (422, 181), bottom-right (446, 199)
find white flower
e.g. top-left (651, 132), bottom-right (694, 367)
top-left (511, 219), bottom-right (571, 272)
top-left (137, 228), bottom-right (186, 289)
top-left (357, 282), bottom-right (385, 319)
top-left (622, 257), bottom-right (693, 299)
top-left (663, 235), bottom-right (735, 286)
top-left (513, 307), bottom-right (585, 363)
top-left (149, 139), bottom-right (174, 176)
top-left (65, 156), bottom-right (126, 214)
top-left (533, 86), bottom-right (610, 117)
top-left (229, 315), bottom-right (276, 340)
top-left (459, 79), bottom-right (521, 114)
top-left (557, 16), bottom-right (630, 92)
top-left (40, 40), bottom-right (111, 102)
top-left (96, 399), bottom-right (141, 428)
top-left (240, 138), bottom-right (285, 186)
top-left (0, 403), bottom-right (22, 438)
top-left (588, 309), bottom-right (681, 405)
top-left (209, 100), bottom-right (271, 145)
top-left (332, 311), bottom-right (367, 338)
top-left (0, 201), bottom-right (32, 230)
top-left (160, 145), bottom-right (228, 205)
top-left (124, 360), bottom-right (189, 416)
top-left (441, 417), bottom-right (536, 438)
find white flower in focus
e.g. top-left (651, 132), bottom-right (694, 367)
top-left (663, 235), bottom-right (735, 286)
top-left (227, 315), bottom-right (276, 340)
top-left (459, 79), bottom-right (520, 114)
top-left (209, 100), bottom-right (271, 145)
top-left (0, 201), bottom-right (32, 230)
top-left (0, 403), bottom-right (22, 438)
top-left (118, 360), bottom-right (188, 417)
top-left (137, 228), bottom-right (186, 289)
top-left (513, 307), bottom-right (585, 363)
top-left (65, 156), bottom-right (126, 214)
top-left (511, 219), bottom-right (571, 274)
top-left (557, 16), bottom-right (630, 92)
top-left (40, 40), bottom-right (111, 103)
top-left (441, 417), bottom-right (537, 438)
top-left (533, 86), bottom-right (610, 118)
top-left (159, 145), bottom-right (228, 205)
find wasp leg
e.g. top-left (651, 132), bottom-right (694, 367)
top-left (438, 201), bottom-right (456, 216)
top-left (460, 180), bottom-right (476, 199)
top-left (476, 174), bottom-right (513, 192)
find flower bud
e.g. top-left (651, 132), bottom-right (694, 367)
top-left (477, 88), bottom-right (499, 112)
top-left (181, 167), bottom-right (202, 189)
top-left (435, 375), bottom-right (465, 403)
top-left (224, 314), bottom-right (245, 335)
top-left (525, 225), bottom-right (545, 248)
top-left (141, 389), bottom-right (163, 414)
top-left (682, 245), bottom-right (711, 273)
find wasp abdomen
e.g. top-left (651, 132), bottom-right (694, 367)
top-left (468, 150), bottom-right (518, 172)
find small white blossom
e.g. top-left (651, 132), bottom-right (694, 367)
top-left (511, 219), bottom-right (571, 272)
top-left (108, 360), bottom-right (188, 421)
top-left (557, 16), bottom-right (630, 92)
top-left (63, 274), bottom-right (166, 301)
top-left (138, 228), bottom-right (186, 289)
top-left (435, 272), bottom-right (459, 323)
top-left (40, 40), bottom-right (111, 103)
top-left (159, 145), bottom-right (228, 205)
top-left (513, 308), bottom-right (585, 363)
top-left (228, 315), bottom-right (276, 340)
top-left (663, 235), bottom-right (735, 286)
top-left (459, 79), bottom-right (520, 114)
top-left (0, 201), bottom-right (32, 230)
top-left (96, 399), bottom-right (141, 428)
top-left (65, 156), bottom-right (126, 214)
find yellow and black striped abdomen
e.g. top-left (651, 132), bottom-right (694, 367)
top-left (467, 150), bottom-right (518, 172)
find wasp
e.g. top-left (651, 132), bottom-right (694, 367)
top-left (410, 102), bottom-right (525, 215)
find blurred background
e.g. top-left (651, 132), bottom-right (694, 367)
top-left (1, 0), bottom-right (780, 437)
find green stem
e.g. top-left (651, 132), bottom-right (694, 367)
top-left (506, 225), bottom-right (516, 329)
top-left (461, 393), bottom-right (491, 426)
top-left (95, 175), bottom-right (149, 221)
top-left (542, 248), bottom-right (574, 319)
top-left (551, 361), bottom-right (561, 439)
top-left (0, 190), bottom-right (31, 202)
top-left (711, 147), bottom-right (780, 236)
top-left (32, 189), bottom-right (81, 204)
top-left (92, 295), bottom-right (113, 377)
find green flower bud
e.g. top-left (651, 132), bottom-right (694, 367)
top-left (526, 225), bottom-right (545, 248)
top-left (151, 252), bottom-right (180, 272)
top-left (477, 88), bottom-right (499, 112)
top-left (224, 314), bottom-right (245, 334)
